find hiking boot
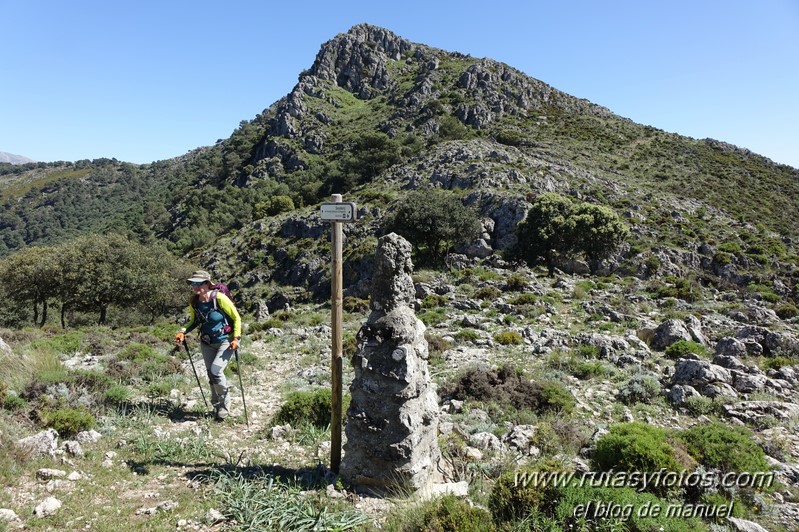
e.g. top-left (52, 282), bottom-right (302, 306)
top-left (215, 394), bottom-right (231, 420)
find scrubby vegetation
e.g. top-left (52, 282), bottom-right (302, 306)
top-left (1, 23), bottom-right (798, 531)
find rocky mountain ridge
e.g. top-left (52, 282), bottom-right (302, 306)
top-left (1, 24), bottom-right (799, 531)
top-left (0, 151), bottom-right (34, 165)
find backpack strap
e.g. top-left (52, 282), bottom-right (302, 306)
top-left (211, 290), bottom-right (234, 333)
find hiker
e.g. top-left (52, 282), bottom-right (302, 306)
top-left (174, 270), bottom-right (241, 420)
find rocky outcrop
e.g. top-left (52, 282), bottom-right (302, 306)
top-left (341, 233), bottom-right (441, 493)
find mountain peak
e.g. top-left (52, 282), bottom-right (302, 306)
top-left (309, 23), bottom-right (417, 96)
top-left (0, 151), bottom-right (35, 164)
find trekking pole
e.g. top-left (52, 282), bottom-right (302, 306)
top-left (182, 339), bottom-right (209, 408)
top-left (234, 348), bottom-right (250, 427)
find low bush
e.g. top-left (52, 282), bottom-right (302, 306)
top-left (441, 365), bottom-right (574, 415)
top-left (425, 333), bottom-right (453, 355)
top-left (419, 495), bottom-right (494, 531)
top-left (104, 384), bottom-right (131, 406)
top-left (505, 273), bottom-right (529, 291)
top-left (617, 373), bottom-right (662, 405)
top-left (592, 422), bottom-right (695, 495)
top-left (665, 340), bottom-right (708, 359)
top-left (493, 330), bottom-right (523, 346)
top-left (489, 461), bottom-right (563, 524)
top-left (571, 359), bottom-right (614, 380)
top-left (761, 356), bottom-right (799, 371)
top-left (40, 406), bottom-right (96, 437)
top-left (472, 286), bottom-right (501, 300)
top-left (677, 422), bottom-right (770, 475)
top-left (273, 388), bottom-right (350, 428)
top-left (682, 395), bottom-right (724, 417)
top-left (508, 293), bottom-right (537, 306)
top-left (489, 461), bottom-right (706, 531)
top-left (775, 303), bottom-right (798, 319)
top-left (454, 329), bottom-right (481, 343)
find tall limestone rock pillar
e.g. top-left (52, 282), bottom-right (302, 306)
top-left (341, 233), bottom-right (441, 493)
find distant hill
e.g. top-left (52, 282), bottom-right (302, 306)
top-left (0, 151), bottom-right (34, 164)
top-left (0, 23), bottom-right (798, 303)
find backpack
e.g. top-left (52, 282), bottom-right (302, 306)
top-left (193, 283), bottom-right (234, 335)
top-left (211, 282), bottom-right (232, 299)
top-left (210, 283), bottom-right (234, 334)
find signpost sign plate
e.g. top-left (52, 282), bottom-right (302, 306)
top-left (320, 202), bottom-right (357, 222)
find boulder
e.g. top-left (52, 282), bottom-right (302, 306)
top-left (671, 359), bottom-right (732, 387)
top-left (16, 429), bottom-right (58, 457)
top-left (651, 319), bottom-right (692, 350)
top-left (715, 337), bottom-right (748, 358)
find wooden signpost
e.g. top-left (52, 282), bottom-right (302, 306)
top-left (319, 194), bottom-right (357, 473)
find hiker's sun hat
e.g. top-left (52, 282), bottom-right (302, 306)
top-left (187, 270), bottom-right (212, 284)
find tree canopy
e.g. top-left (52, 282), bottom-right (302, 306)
top-left (383, 188), bottom-right (481, 266)
top-left (0, 234), bottom-right (189, 327)
top-left (514, 193), bottom-right (628, 275)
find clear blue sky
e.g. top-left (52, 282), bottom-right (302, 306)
top-left (1, 0), bottom-right (797, 168)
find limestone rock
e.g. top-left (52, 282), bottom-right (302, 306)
top-left (342, 233), bottom-right (441, 493)
top-left (651, 319), bottom-right (692, 350)
top-left (16, 429), bottom-right (58, 457)
top-left (33, 497), bottom-right (61, 518)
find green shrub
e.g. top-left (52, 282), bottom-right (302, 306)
top-left (592, 422), bottom-right (694, 492)
top-left (421, 294), bottom-right (448, 308)
top-left (574, 344), bottom-right (601, 358)
top-left (261, 318), bottom-right (285, 330)
top-left (30, 331), bottom-right (84, 355)
top-left (556, 484), bottom-right (706, 531)
top-left (508, 293), bottom-right (537, 306)
top-left (273, 388), bottom-right (350, 428)
top-left (146, 381), bottom-right (172, 398)
top-left (717, 241), bottom-right (742, 254)
top-left (644, 255), bottom-right (661, 275)
top-left (489, 461), bottom-right (563, 524)
top-left (419, 308), bottom-right (448, 327)
top-left (342, 296), bottom-right (370, 313)
top-left (618, 373), bottom-right (662, 405)
top-left (665, 340), bottom-right (708, 359)
top-left (104, 384), bottom-right (131, 406)
top-left (118, 343), bottom-right (159, 361)
top-left (454, 329), bottom-right (481, 343)
top-left (472, 286), bottom-right (501, 300)
top-left (505, 273), bottom-right (529, 291)
top-left (263, 195), bottom-right (295, 216)
top-left (491, 464), bottom-right (703, 530)
top-left (775, 303), bottom-right (799, 320)
top-left (761, 356), bottom-right (799, 371)
top-left (437, 115), bottom-right (472, 141)
top-left (419, 495), bottom-right (494, 531)
top-left (494, 330), bottom-right (523, 346)
top-left (41, 407), bottom-right (96, 437)
top-left (540, 382), bottom-right (576, 415)
top-left (496, 129), bottom-right (523, 147)
top-left (682, 395), bottom-right (724, 417)
top-left (34, 369), bottom-right (71, 386)
top-left (678, 422), bottom-right (770, 475)
top-left (571, 360), bottom-right (614, 380)
top-left (2, 394), bottom-right (27, 411)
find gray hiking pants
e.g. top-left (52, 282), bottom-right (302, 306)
top-left (200, 339), bottom-right (233, 409)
